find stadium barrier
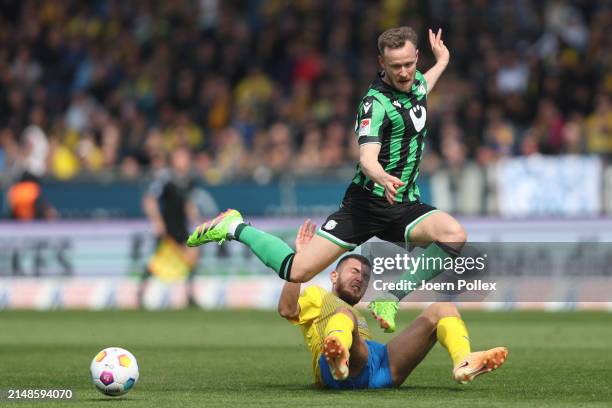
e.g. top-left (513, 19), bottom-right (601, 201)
top-left (1, 156), bottom-right (608, 218)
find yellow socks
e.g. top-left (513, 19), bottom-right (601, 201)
top-left (437, 316), bottom-right (471, 365)
top-left (324, 313), bottom-right (354, 351)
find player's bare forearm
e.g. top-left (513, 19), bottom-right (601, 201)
top-left (423, 60), bottom-right (448, 94)
top-left (359, 144), bottom-right (404, 204)
top-left (277, 281), bottom-right (301, 320)
top-left (359, 154), bottom-right (388, 186)
top-left (359, 143), bottom-right (391, 186)
top-left (143, 194), bottom-right (166, 235)
top-left (143, 194), bottom-right (159, 219)
top-left (423, 28), bottom-right (450, 94)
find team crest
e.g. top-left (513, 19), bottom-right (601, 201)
top-left (409, 105), bottom-right (427, 132)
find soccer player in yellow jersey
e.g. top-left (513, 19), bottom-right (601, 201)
top-left (277, 220), bottom-right (508, 389)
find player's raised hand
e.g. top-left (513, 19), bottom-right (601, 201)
top-left (429, 28), bottom-right (449, 66)
top-left (295, 219), bottom-right (316, 252)
top-left (382, 174), bottom-right (405, 205)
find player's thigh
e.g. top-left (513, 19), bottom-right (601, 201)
top-left (348, 338), bottom-right (369, 376)
top-left (290, 234), bottom-right (348, 282)
top-left (408, 210), bottom-right (467, 246)
top-left (291, 204), bottom-right (374, 282)
top-left (386, 314), bottom-right (438, 386)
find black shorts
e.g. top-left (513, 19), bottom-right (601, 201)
top-left (317, 183), bottom-right (438, 249)
top-left (165, 226), bottom-right (189, 245)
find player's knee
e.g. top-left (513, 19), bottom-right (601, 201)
top-left (289, 254), bottom-right (327, 283)
top-left (434, 302), bottom-right (460, 319)
top-left (438, 224), bottom-right (467, 245)
top-left (421, 302), bottom-right (459, 326)
top-left (288, 263), bottom-right (312, 283)
top-left (417, 313), bottom-right (439, 332)
top-left (289, 269), bottom-right (307, 283)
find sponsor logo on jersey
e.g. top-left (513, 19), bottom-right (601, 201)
top-left (363, 101), bottom-right (372, 114)
top-left (392, 100), bottom-right (402, 108)
top-left (324, 220), bottom-right (338, 230)
top-left (358, 118), bottom-right (371, 136)
top-left (409, 105), bottom-right (427, 132)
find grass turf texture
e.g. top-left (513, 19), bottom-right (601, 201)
top-left (0, 310), bottom-right (611, 408)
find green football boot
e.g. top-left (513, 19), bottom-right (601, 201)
top-left (368, 299), bottom-right (399, 333)
top-left (186, 209), bottom-right (243, 247)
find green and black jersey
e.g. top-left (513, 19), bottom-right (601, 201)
top-left (352, 70), bottom-right (428, 203)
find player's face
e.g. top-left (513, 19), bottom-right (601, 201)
top-left (379, 42), bottom-right (418, 93)
top-left (172, 148), bottom-right (192, 177)
top-left (332, 259), bottom-right (371, 305)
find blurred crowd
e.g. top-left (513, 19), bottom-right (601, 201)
top-left (0, 0), bottom-right (611, 186)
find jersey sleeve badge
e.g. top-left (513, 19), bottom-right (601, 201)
top-left (358, 118), bottom-right (371, 136)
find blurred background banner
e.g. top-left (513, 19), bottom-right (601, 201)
top-left (4, 218), bottom-right (612, 278)
top-left (496, 155), bottom-right (602, 216)
top-left (3, 218), bottom-right (612, 310)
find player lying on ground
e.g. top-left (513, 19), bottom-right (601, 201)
top-left (278, 220), bottom-right (507, 389)
top-left (187, 27), bottom-right (466, 334)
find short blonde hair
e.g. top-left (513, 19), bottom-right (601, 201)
top-left (377, 26), bottom-right (418, 55)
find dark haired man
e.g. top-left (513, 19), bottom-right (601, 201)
top-left (277, 220), bottom-right (507, 389)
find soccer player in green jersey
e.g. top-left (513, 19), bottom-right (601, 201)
top-left (188, 27), bottom-right (466, 333)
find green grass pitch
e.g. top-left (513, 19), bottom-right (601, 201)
top-left (0, 310), bottom-right (611, 407)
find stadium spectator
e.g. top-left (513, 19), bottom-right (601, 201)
top-left (0, 0), bottom-right (608, 186)
top-left (585, 93), bottom-right (612, 156)
top-left (561, 113), bottom-right (586, 155)
top-left (7, 170), bottom-right (57, 220)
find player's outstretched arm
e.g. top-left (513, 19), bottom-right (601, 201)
top-left (359, 144), bottom-right (404, 204)
top-left (143, 193), bottom-right (166, 236)
top-left (277, 219), bottom-right (316, 319)
top-left (423, 28), bottom-right (449, 94)
top-left (277, 281), bottom-right (301, 319)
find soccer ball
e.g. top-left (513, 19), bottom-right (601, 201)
top-left (90, 347), bottom-right (139, 396)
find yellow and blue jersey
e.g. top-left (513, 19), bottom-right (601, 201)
top-left (286, 285), bottom-right (371, 386)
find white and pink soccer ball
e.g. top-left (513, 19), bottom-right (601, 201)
top-left (90, 347), bottom-right (139, 396)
